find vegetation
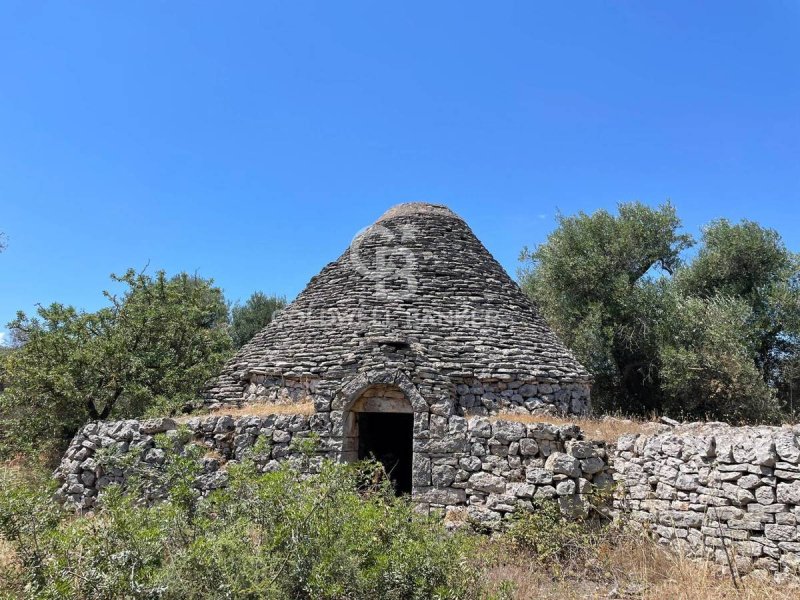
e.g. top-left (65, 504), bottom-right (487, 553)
top-left (521, 203), bottom-right (800, 423)
top-left (0, 263), bottom-right (290, 458)
top-left (0, 455), bottom-right (481, 600)
top-left (4, 452), bottom-right (797, 600)
top-left (0, 270), bottom-right (232, 457)
top-left (230, 291), bottom-right (287, 348)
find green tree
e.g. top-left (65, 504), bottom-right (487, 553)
top-left (0, 270), bottom-right (232, 456)
top-left (675, 219), bottom-right (800, 400)
top-left (519, 202), bottom-right (693, 414)
top-left (657, 294), bottom-right (780, 423)
top-left (230, 291), bottom-right (286, 348)
top-left (0, 347), bottom-right (10, 393)
top-left (521, 205), bottom-right (800, 422)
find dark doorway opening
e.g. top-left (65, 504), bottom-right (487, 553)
top-left (357, 412), bottom-right (413, 495)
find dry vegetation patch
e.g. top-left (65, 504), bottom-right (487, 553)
top-left (0, 538), bottom-right (21, 598)
top-left (490, 412), bottom-right (663, 443)
top-left (0, 538), bottom-right (17, 573)
top-left (178, 401), bottom-right (316, 422)
top-left (479, 530), bottom-right (800, 599)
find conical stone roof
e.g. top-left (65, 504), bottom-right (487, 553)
top-left (207, 202), bottom-right (590, 404)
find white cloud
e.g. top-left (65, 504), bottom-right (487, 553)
top-left (0, 331), bottom-right (6, 347)
top-left (537, 213), bottom-right (547, 220)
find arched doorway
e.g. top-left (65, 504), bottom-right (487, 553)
top-left (347, 384), bottom-right (413, 494)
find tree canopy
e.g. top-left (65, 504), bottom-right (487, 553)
top-left (230, 292), bottom-right (287, 348)
top-left (0, 270), bottom-right (232, 456)
top-left (520, 203), bottom-right (799, 423)
top-left (520, 202), bottom-right (693, 415)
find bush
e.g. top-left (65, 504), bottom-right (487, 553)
top-left (506, 499), bottom-right (606, 568)
top-left (0, 270), bottom-right (232, 459)
top-left (0, 457), bottom-right (481, 600)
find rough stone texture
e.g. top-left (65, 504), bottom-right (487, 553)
top-left (54, 415), bottom-right (611, 530)
top-left (50, 202), bottom-right (800, 578)
top-left (613, 422), bottom-right (800, 578)
top-left (204, 203), bottom-right (591, 414)
top-left (56, 415), bottom-right (800, 578)
top-left (54, 416), bottom-right (318, 509)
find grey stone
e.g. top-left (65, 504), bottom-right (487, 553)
top-left (580, 456), bottom-right (605, 476)
top-left (458, 456), bottom-right (482, 472)
top-left (544, 452), bottom-right (580, 478)
top-left (777, 481), bottom-right (800, 504)
top-left (526, 468), bottom-right (553, 485)
top-left (519, 438), bottom-right (539, 456)
top-left (776, 432), bottom-right (800, 464)
top-left (565, 440), bottom-right (596, 459)
top-left (556, 480), bottom-right (576, 496)
top-left (755, 486), bottom-right (776, 505)
top-left (492, 420), bottom-right (526, 443)
top-left (468, 472), bottom-right (506, 494)
top-left (140, 418), bottom-right (177, 435)
top-left (144, 448), bottom-right (166, 465)
top-left (432, 464), bottom-right (457, 487)
top-left (415, 487), bottom-right (466, 505)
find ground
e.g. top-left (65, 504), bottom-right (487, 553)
top-left (478, 533), bottom-right (800, 599)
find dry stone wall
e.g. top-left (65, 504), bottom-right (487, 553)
top-left (453, 378), bottom-right (590, 415)
top-left (218, 373), bottom-right (591, 417)
top-left (54, 415), bottom-right (320, 509)
top-left (613, 423), bottom-right (800, 576)
top-left (56, 414), bottom-right (800, 579)
top-left (450, 416), bottom-right (611, 528)
top-left (54, 414), bottom-right (610, 527)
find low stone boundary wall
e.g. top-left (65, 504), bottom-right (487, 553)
top-left (54, 414), bottom-right (321, 509)
top-left (56, 414), bottom-right (800, 579)
top-left (451, 417), bottom-right (611, 528)
top-left (613, 423), bottom-right (800, 576)
top-left (54, 414), bottom-right (612, 528)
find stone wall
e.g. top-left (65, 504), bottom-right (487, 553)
top-left (453, 378), bottom-right (590, 416)
top-left (445, 416), bottom-right (611, 528)
top-left (54, 414), bottom-right (610, 527)
top-left (613, 423), bottom-right (800, 576)
top-left (57, 415), bottom-right (800, 579)
top-left (214, 373), bottom-right (591, 417)
top-left (54, 415), bottom-right (321, 509)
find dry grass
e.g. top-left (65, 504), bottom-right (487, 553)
top-left (0, 462), bottom-right (22, 595)
top-left (177, 401), bottom-right (316, 422)
top-left (479, 530), bottom-right (800, 599)
top-left (0, 538), bottom-right (18, 580)
top-left (488, 412), bottom-right (663, 444)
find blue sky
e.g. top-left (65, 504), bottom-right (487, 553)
top-left (1, 2), bottom-right (799, 343)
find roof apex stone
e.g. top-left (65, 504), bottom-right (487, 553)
top-left (377, 202), bottom-right (462, 223)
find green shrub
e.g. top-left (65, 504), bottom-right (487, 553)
top-left (0, 457), bottom-right (481, 600)
top-left (506, 499), bottom-right (606, 569)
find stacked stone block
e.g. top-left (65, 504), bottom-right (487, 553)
top-left (55, 414), bottom-right (611, 528)
top-left (613, 423), bottom-right (800, 576)
top-left (55, 415), bottom-right (319, 510)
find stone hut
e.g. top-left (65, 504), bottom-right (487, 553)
top-left (205, 202), bottom-right (590, 495)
